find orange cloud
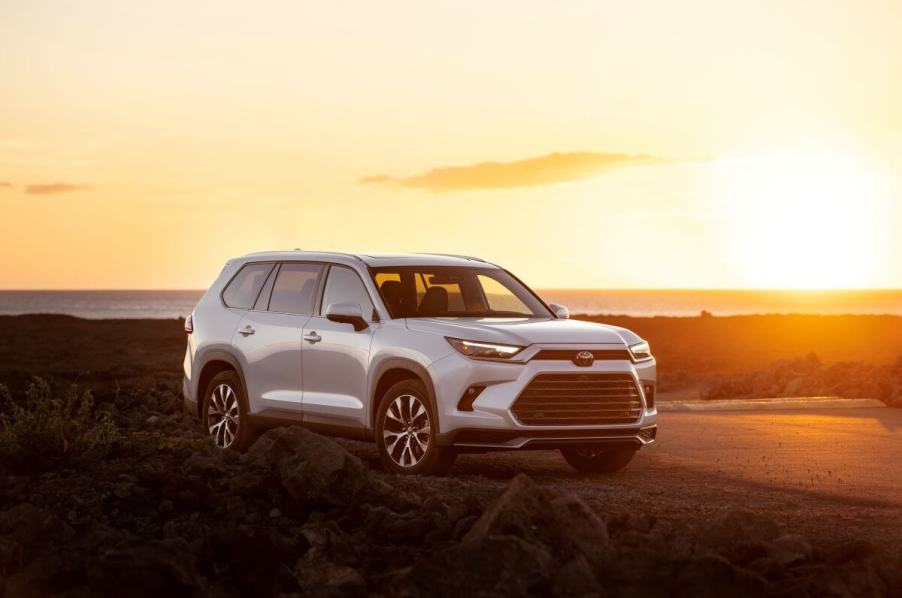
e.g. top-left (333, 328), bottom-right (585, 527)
top-left (24, 183), bottom-right (91, 195)
top-left (360, 151), bottom-right (667, 192)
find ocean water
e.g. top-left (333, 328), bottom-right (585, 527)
top-left (0, 290), bottom-right (205, 320)
top-left (1, 289), bottom-right (901, 319)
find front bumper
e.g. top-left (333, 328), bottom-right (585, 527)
top-left (428, 345), bottom-right (657, 449)
top-left (443, 424), bottom-right (657, 452)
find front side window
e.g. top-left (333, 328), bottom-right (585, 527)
top-left (321, 266), bottom-right (376, 320)
top-left (268, 263), bottom-right (323, 314)
top-left (371, 266), bottom-right (551, 318)
top-left (222, 263), bottom-right (275, 309)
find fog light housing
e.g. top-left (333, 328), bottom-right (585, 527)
top-left (642, 382), bottom-right (655, 409)
top-left (457, 385), bottom-right (485, 411)
top-left (639, 426), bottom-right (657, 442)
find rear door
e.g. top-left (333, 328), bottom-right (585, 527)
top-left (301, 264), bottom-right (377, 430)
top-left (233, 262), bottom-right (324, 414)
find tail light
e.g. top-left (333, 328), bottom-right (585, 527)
top-left (184, 314), bottom-right (194, 334)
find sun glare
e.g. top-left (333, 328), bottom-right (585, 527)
top-left (714, 153), bottom-right (888, 289)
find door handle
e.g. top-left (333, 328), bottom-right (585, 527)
top-left (238, 325), bottom-right (255, 336)
top-left (304, 332), bottom-right (322, 344)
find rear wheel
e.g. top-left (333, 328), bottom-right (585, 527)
top-left (201, 370), bottom-right (256, 451)
top-left (376, 379), bottom-right (456, 476)
top-left (561, 445), bottom-right (637, 473)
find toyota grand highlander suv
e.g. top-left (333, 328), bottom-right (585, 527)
top-left (183, 251), bottom-right (657, 475)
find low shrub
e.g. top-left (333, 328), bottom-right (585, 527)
top-left (0, 378), bottom-right (118, 473)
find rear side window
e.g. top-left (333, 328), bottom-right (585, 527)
top-left (222, 263), bottom-right (275, 309)
top-left (253, 265), bottom-right (279, 310)
top-left (268, 263), bottom-right (323, 314)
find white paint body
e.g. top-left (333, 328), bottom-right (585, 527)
top-left (184, 251), bottom-right (657, 451)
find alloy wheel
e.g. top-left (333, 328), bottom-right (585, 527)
top-left (208, 383), bottom-right (240, 448)
top-left (382, 394), bottom-right (430, 467)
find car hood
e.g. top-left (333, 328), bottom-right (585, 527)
top-left (405, 317), bottom-right (640, 347)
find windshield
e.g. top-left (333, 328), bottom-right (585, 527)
top-left (370, 266), bottom-right (552, 318)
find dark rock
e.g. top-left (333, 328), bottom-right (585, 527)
top-left (364, 504), bottom-right (449, 545)
top-left (768, 533), bottom-right (812, 566)
top-left (295, 549), bottom-right (366, 597)
top-left (464, 474), bottom-right (610, 565)
top-left (3, 549), bottom-right (86, 598)
top-left (552, 555), bottom-right (604, 596)
top-left (300, 521), bottom-right (359, 567)
top-left (697, 508), bottom-right (780, 564)
top-left (210, 526), bottom-right (285, 597)
top-left (673, 555), bottom-right (767, 597)
top-left (85, 539), bottom-right (207, 598)
top-left (452, 514), bottom-right (478, 541)
top-left (395, 535), bottom-right (553, 597)
top-left (746, 556), bottom-right (790, 581)
top-left (181, 452), bottom-right (222, 476)
top-left (248, 427), bottom-right (416, 509)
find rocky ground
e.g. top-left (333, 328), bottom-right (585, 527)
top-left (2, 384), bottom-right (900, 597)
top-left (0, 315), bottom-right (901, 596)
top-left (698, 353), bottom-right (902, 406)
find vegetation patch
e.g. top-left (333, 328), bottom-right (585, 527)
top-left (0, 378), bottom-right (118, 473)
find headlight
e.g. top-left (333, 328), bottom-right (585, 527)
top-left (446, 337), bottom-right (524, 360)
top-left (628, 340), bottom-right (653, 361)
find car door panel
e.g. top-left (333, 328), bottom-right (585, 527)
top-left (301, 316), bottom-right (373, 426)
top-left (301, 265), bottom-right (376, 430)
top-left (233, 310), bottom-right (309, 412)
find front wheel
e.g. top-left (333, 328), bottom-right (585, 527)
top-left (375, 379), bottom-right (456, 476)
top-left (561, 445), bottom-right (637, 473)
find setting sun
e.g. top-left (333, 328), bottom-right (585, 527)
top-left (714, 153), bottom-right (890, 289)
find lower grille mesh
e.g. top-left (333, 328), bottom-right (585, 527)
top-left (512, 373), bottom-right (643, 425)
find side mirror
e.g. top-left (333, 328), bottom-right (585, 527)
top-left (549, 303), bottom-right (569, 319)
top-left (325, 302), bottom-right (368, 331)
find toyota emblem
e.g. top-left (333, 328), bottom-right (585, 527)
top-left (574, 351), bottom-right (594, 367)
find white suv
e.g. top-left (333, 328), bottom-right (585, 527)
top-left (183, 251), bottom-right (657, 475)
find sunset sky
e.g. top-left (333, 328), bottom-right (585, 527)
top-left (1, 0), bottom-right (900, 290)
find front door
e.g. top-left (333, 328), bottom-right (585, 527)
top-left (301, 265), bottom-right (376, 430)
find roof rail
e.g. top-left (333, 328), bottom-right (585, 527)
top-left (417, 253), bottom-right (487, 263)
top-left (243, 249), bottom-right (363, 262)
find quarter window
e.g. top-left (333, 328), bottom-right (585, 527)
top-left (222, 263), bottom-right (275, 309)
top-left (268, 263), bottom-right (323, 314)
top-left (321, 266), bottom-right (376, 320)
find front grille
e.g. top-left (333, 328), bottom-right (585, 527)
top-left (512, 373), bottom-right (643, 426)
top-left (531, 349), bottom-right (632, 361)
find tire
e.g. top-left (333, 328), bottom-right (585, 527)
top-left (375, 379), bottom-right (456, 476)
top-left (201, 370), bottom-right (257, 451)
top-left (561, 445), bottom-right (637, 473)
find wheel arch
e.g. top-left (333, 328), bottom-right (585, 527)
top-left (368, 358), bottom-right (438, 440)
top-left (194, 350), bottom-right (248, 418)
